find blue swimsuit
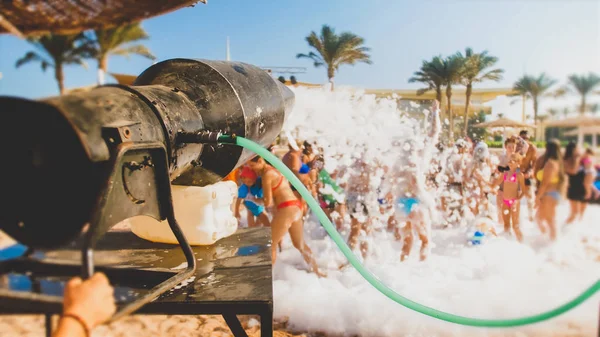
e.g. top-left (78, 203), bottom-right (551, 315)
top-left (238, 179), bottom-right (265, 216)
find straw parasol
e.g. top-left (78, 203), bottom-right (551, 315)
top-left (0, 0), bottom-right (206, 37)
top-left (544, 115), bottom-right (600, 145)
top-left (472, 117), bottom-right (536, 130)
top-left (473, 117), bottom-right (536, 142)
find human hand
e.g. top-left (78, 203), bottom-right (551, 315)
top-left (584, 188), bottom-right (592, 200)
top-left (62, 273), bottom-right (116, 330)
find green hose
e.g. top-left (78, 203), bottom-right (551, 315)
top-left (219, 135), bottom-right (600, 327)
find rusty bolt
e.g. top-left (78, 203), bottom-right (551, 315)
top-left (123, 127), bottom-right (132, 139)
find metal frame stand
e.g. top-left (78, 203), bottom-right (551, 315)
top-left (0, 142), bottom-right (197, 335)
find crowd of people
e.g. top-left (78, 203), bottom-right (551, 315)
top-left (49, 100), bottom-right (600, 336)
top-left (230, 100), bottom-right (600, 277)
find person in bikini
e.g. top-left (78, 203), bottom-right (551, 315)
top-left (388, 155), bottom-right (430, 261)
top-left (441, 139), bottom-right (470, 226)
top-left (492, 153), bottom-right (526, 241)
top-left (495, 137), bottom-right (517, 226)
top-left (581, 148), bottom-right (600, 201)
top-left (384, 101), bottom-right (440, 261)
top-left (518, 130), bottom-right (537, 221)
top-left (535, 139), bottom-right (566, 241)
top-left (248, 156), bottom-right (325, 277)
top-left (282, 140), bottom-right (316, 215)
top-left (467, 141), bottom-right (494, 217)
top-left (344, 148), bottom-right (374, 259)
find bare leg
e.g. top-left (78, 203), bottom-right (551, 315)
top-left (536, 198), bottom-right (547, 234)
top-left (289, 216), bottom-right (326, 277)
top-left (387, 213), bottom-right (397, 232)
top-left (502, 202), bottom-right (512, 236)
top-left (566, 200), bottom-right (578, 224)
top-left (360, 219), bottom-right (369, 259)
top-left (524, 184), bottom-right (534, 222)
top-left (579, 202), bottom-right (587, 221)
top-left (544, 197), bottom-right (559, 241)
top-left (257, 212), bottom-right (270, 227)
top-left (414, 212), bottom-right (430, 261)
top-left (348, 217), bottom-right (362, 251)
top-left (511, 202), bottom-right (523, 242)
top-left (496, 190), bottom-right (505, 226)
top-left (247, 212), bottom-right (256, 228)
top-left (270, 208), bottom-right (295, 264)
top-left (337, 203), bottom-right (347, 229)
top-left (400, 221), bottom-right (413, 261)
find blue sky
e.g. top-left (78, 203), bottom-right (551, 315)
top-left (0, 0), bottom-right (598, 119)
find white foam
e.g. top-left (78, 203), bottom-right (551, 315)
top-left (273, 87), bottom-right (600, 337)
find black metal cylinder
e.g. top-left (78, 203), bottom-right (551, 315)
top-left (0, 59), bottom-right (294, 249)
top-left (133, 59), bottom-right (293, 185)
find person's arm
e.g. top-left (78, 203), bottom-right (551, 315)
top-left (517, 173), bottom-right (526, 199)
top-left (491, 174), bottom-right (503, 191)
top-left (235, 198), bottom-right (242, 218)
top-left (427, 108), bottom-right (441, 140)
top-left (262, 173), bottom-right (274, 208)
top-left (54, 273), bottom-right (116, 337)
top-left (291, 154), bottom-right (302, 178)
top-left (528, 146), bottom-right (538, 176)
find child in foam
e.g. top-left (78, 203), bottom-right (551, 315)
top-left (493, 153), bottom-right (526, 242)
top-left (235, 167), bottom-right (270, 228)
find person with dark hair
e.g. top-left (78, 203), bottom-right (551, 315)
top-left (311, 155), bottom-right (347, 230)
top-left (495, 137), bottom-right (517, 227)
top-left (247, 156), bottom-right (325, 277)
top-left (282, 140), bottom-right (316, 214)
top-left (581, 148), bottom-right (600, 200)
top-left (492, 153), bottom-right (526, 241)
top-left (564, 141), bottom-right (587, 224)
top-left (535, 139), bottom-right (566, 240)
top-left (518, 130), bottom-right (538, 221)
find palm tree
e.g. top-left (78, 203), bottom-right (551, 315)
top-left (15, 33), bottom-right (92, 94)
top-left (547, 108), bottom-right (559, 119)
top-left (423, 54), bottom-right (465, 138)
top-left (510, 74), bottom-right (556, 138)
top-left (566, 73), bottom-right (600, 113)
top-left (459, 48), bottom-right (503, 136)
top-left (536, 114), bottom-right (548, 124)
top-left (90, 23), bottom-right (156, 85)
top-left (408, 58), bottom-right (444, 110)
top-left (297, 25), bottom-right (372, 90)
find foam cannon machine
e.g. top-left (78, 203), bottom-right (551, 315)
top-left (0, 58), bottom-right (293, 318)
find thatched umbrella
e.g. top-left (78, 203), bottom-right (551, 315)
top-left (473, 117), bottom-right (536, 141)
top-left (544, 115), bottom-right (600, 145)
top-left (0, 0), bottom-right (206, 37)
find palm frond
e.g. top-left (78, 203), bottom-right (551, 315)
top-left (297, 24), bottom-right (371, 79)
top-left (568, 73), bottom-right (600, 96)
top-left (15, 51), bottom-right (51, 69)
top-left (110, 44), bottom-right (156, 60)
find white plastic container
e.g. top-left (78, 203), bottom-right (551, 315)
top-left (129, 181), bottom-right (238, 246)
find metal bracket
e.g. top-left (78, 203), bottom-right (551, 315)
top-left (0, 142), bottom-right (197, 327)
